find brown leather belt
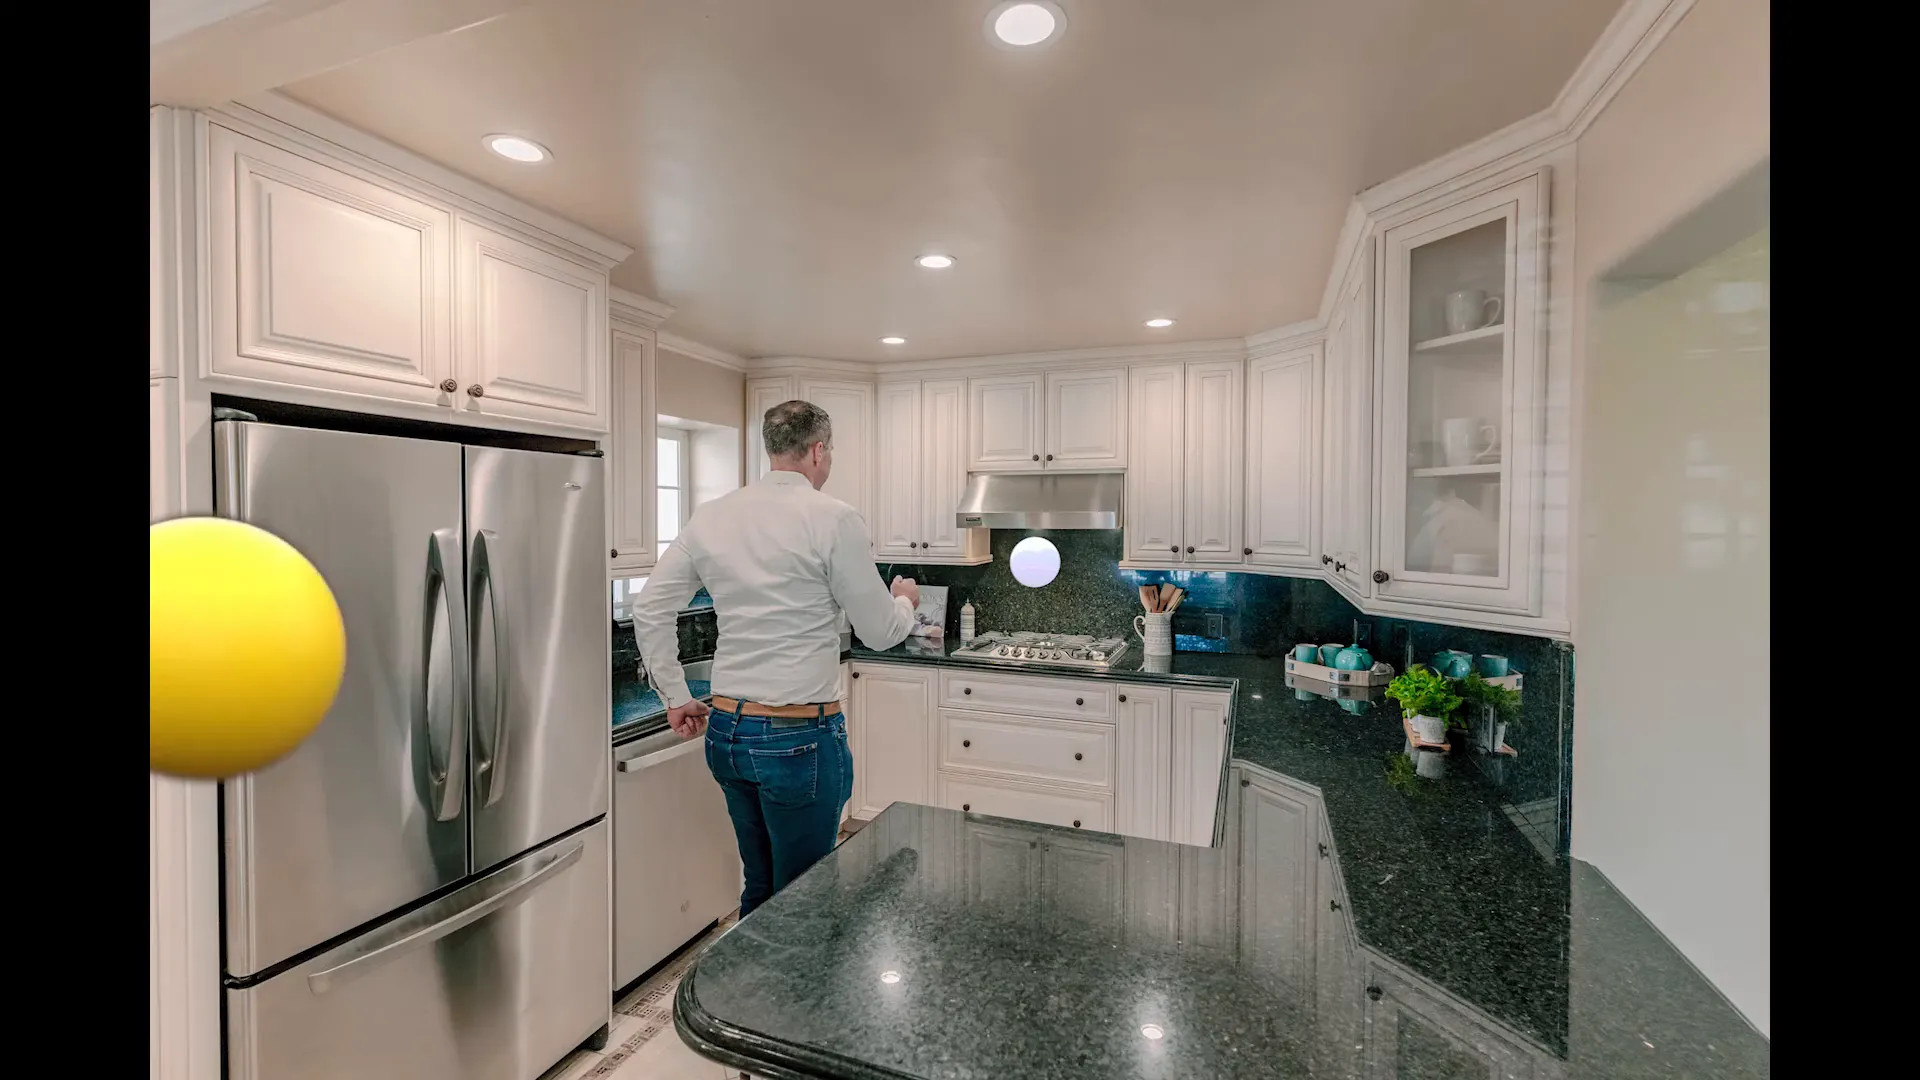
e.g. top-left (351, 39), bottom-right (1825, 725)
top-left (711, 695), bottom-right (843, 720)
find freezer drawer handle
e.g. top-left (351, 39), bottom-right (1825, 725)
top-left (471, 528), bottom-right (511, 808)
top-left (305, 837), bottom-right (585, 996)
top-left (615, 736), bottom-right (704, 773)
top-left (422, 530), bottom-right (470, 822)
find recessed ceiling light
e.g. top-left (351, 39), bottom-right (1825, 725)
top-left (989, 2), bottom-right (1065, 47)
top-left (484, 135), bottom-right (549, 163)
top-left (1144, 318), bottom-right (1175, 329)
top-left (881, 336), bottom-right (907, 345)
top-left (880, 971), bottom-right (902, 985)
top-left (1141, 1024), bottom-right (1166, 1041)
top-left (915, 254), bottom-right (955, 270)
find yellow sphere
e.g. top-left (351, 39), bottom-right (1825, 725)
top-left (150, 517), bottom-right (346, 779)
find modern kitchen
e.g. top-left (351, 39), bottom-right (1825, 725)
top-left (149, 1), bottom-right (1769, 1078)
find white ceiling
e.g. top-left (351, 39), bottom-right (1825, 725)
top-left (284, 0), bottom-right (1622, 361)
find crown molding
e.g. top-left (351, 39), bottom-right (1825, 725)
top-left (745, 356), bottom-right (880, 379)
top-left (215, 91), bottom-right (636, 269)
top-left (610, 287), bottom-right (675, 330)
top-left (1244, 318), bottom-right (1324, 359)
top-left (657, 331), bottom-right (747, 372)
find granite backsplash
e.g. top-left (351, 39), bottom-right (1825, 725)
top-left (612, 606), bottom-right (718, 677)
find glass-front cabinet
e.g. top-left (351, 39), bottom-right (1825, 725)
top-left (1374, 171), bottom-right (1547, 615)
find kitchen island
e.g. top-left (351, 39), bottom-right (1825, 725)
top-left (674, 648), bottom-right (1769, 1079)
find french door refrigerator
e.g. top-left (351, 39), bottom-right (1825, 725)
top-left (213, 416), bottom-right (611, 1080)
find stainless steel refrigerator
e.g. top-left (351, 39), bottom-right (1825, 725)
top-left (214, 416), bottom-right (612, 1080)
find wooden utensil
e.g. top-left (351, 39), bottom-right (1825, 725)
top-left (1139, 585), bottom-right (1159, 613)
top-left (1165, 588), bottom-right (1185, 612)
top-left (1158, 583), bottom-right (1176, 611)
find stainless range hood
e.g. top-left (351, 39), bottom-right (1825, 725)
top-left (955, 472), bottom-right (1123, 530)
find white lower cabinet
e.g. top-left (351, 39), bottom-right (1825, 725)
top-left (937, 774), bottom-right (1112, 833)
top-left (1236, 771), bottom-right (1320, 994)
top-left (1113, 687), bottom-right (1174, 842)
top-left (1171, 690), bottom-right (1233, 846)
top-left (846, 664), bottom-right (935, 820)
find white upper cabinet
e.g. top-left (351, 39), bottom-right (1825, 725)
top-left (607, 328), bottom-right (657, 575)
top-left (1245, 347), bottom-right (1321, 569)
top-left (968, 374), bottom-right (1045, 471)
top-left (872, 381), bottom-right (922, 558)
top-left (800, 378), bottom-right (876, 539)
top-left (1375, 171), bottom-right (1547, 615)
top-left (1125, 364), bottom-right (1185, 563)
top-left (873, 380), bottom-right (988, 564)
top-left (207, 124), bottom-right (454, 407)
top-left (1044, 369), bottom-right (1128, 468)
top-left (151, 109), bottom-right (175, 380)
top-left (455, 216), bottom-right (607, 429)
top-left (1183, 361), bottom-right (1246, 565)
top-left (745, 376), bottom-right (793, 482)
top-left (1323, 246), bottom-right (1376, 597)
top-left (199, 117), bottom-right (623, 435)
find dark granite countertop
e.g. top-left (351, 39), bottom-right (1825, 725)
top-left (850, 637), bottom-right (1238, 691)
top-left (677, 649), bottom-right (1769, 1079)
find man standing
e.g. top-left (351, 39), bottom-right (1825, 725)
top-left (633, 400), bottom-right (920, 917)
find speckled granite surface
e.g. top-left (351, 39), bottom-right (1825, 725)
top-left (677, 649), bottom-right (1767, 1079)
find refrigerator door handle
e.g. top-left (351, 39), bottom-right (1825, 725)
top-left (471, 528), bottom-right (510, 808)
top-left (303, 836), bottom-right (586, 996)
top-left (422, 530), bottom-right (469, 822)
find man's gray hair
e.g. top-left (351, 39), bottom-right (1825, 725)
top-left (763, 400), bottom-right (833, 460)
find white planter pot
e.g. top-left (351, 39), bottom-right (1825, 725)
top-left (1410, 714), bottom-right (1447, 744)
top-left (1413, 749), bottom-right (1448, 779)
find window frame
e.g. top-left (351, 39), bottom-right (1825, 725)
top-left (657, 426), bottom-right (693, 556)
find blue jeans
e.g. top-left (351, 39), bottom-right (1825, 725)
top-left (703, 705), bottom-right (852, 918)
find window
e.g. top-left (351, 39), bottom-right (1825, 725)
top-left (657, 428), bottom-right (691, 557)
top-left (611, 576), bottom-right (648, 622)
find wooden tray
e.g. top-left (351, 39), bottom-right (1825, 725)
top-left (1285, 654), bottom-right (1396, 686)
top-left (1400, 712), bottom-right (1451, 753)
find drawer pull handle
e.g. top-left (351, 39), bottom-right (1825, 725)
top-left (963, 687), bottom-right (972, 695)
top-left (1118, 694), bottom-right (1127, 702)
top-left (1075, 697), bottom-right (1084, 706)
top-left (962, 803), bottom-right (971, 812)
top-left (1073, 752), bottom-right (1083, 761)
top-left (1072, 819), bottom-right (1081, 828)
top-left (962, 739), bottom-right (971, 748)
top-left (1318, 842), bottom-right (1328, 858)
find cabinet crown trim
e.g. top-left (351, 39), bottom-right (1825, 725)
top-left (611, 287), bottom-right (676, 330)
top-left (214, 92), bottom-right (636, 269)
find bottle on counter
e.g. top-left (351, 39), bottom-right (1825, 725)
top-left (959, 601), bottom-right (976, 644)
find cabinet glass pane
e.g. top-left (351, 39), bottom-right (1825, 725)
top-left (1402, 217), bottom-right (1508, 579)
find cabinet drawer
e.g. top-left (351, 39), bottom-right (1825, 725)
top-left (938, 670), bottom-right (1114, 721)
top-left (939, 710), bottom-right (1113, 791)
top-left (939, 773), bottom-right (1113, 833)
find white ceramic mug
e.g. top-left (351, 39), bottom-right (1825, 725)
top-left (1443, 289), bottom-right (1503, 335)
top-left (1133, 611), bottom-right (1173, 658)
top-left (1441, 418), bottom-right (1498, 467)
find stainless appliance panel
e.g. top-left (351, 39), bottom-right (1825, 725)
top-left (612, 713), bottom-right (741, 989)
top-left (215, 421), bottom-right (469, 978)
top-left (466, 446), bottom-right (611, 871)
top-left (226, 820), bottom-right (612, 1080)
top-left (955, 471), bottom-right (1124, 530)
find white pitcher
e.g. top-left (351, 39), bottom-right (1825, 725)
top-left (1133, 611), bottom-right (1174, 658)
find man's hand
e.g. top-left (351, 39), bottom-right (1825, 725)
top-left (667, 699), bottom-right (710, 738)
top-left (891, 575), bottom-right (921, 608)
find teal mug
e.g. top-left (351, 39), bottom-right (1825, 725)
top-left (1318, 644), bottom-right (1343, 666)
top-left (1292, 643), bottom-right (1319, 663)
top-left (1477, 654), bottom-right (1510, 677)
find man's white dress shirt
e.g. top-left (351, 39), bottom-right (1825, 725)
top-left (633, 470), bottom-right (915, 708)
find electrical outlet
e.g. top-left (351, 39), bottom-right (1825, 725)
top-left (1206, 613), bottom-right (1225, 638)
top-left (1355, 623), bottom-right (1372, 645)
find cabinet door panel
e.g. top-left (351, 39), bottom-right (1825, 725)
top-left (457, 217), bottom-right (607, 428)
top-left (969, 375), bottom-right (1044, 471)
top-left (1183, 362), bottom-right (1246, 564)
top-left (1126, 365), bottom-right (1185, 562)
top-left (208, 125), bottom-right (452, 403)
top-left (873, 382), bottom-right (922, 559)
top-left (1045, 369), bottom-right (1127, 467)
top-left (1246, 348), bottom-right (1320, 567)
top-left (800, 379), bottom-right (875, 539)
top-left (608, 329), bottom-right (656, 574)
top-left (920, 379), bottom-right (983, 559)
top-left (1171, 691), bottom-right (1231, 846)
top-left (745, 378), bottom-right (795, 482)
top-left (849, 666), bottom-right (933, 819)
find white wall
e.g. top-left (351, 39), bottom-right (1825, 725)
top-left (1570, 0), bottom-right (1771, 1038)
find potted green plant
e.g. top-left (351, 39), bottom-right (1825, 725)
top-left (1384, 665), bottom-right (1461, 745)
top-left (1457, 673), bottom-right (1523, 753)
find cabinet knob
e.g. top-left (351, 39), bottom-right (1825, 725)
top-left (1074, 697), bottom-right (1084, 706)
top-left (962, 739), bottom-right (971, 748)
top-left (962, 803), bottom-right (970, 812)
top-left (1072, 820), bottom-right (1081, 828)
top-left (1045, 454), bottom-right (1054, 461)
top-left (466, 384), bottom-right (485, 398)
top-left (851, 672), bottom-right (860, 679)
top-left (1243, 547), bottom-right (1253, 556)
top-left (963, 687), bottom-right (972, 695)
top-left (1240, 777), bottom-right (1251, 787)
top-left (909, 542), bottom-right (918, 549)
top-left (1330, 899), bottom-right (1343, 912)
top-left (1073, 752), bottom-right (1083, 761)
top-left (1320, 554), bottom-right (1333, 566)
top-left (1335, 561), bottom-right (1347, 573)
top-left (1170, 545), bottom-right (1179, 553)
top-left (1118, 694), bottom-right (1127, 703)
top-left (1185, 546), bottom-right (1195, 554)
top-left (610, 548), bottom-right (619, 558)
top-left (1373, 570), bottom-right (1390, 584)
top-left (1318, 842), bottom-right (1328, 858)
top-left (1367, 986), bottom-right (1383, 1002)
top-left (1032, 454), bottom-right (1040, 461)
top-left (439, 378), bottom-right (458, 393)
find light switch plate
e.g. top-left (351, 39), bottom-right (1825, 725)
top-left (1206, 613), bottom-right (1225, 638)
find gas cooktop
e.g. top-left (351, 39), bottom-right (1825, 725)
top-left (949, 631), bottom-right (1129, 670)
